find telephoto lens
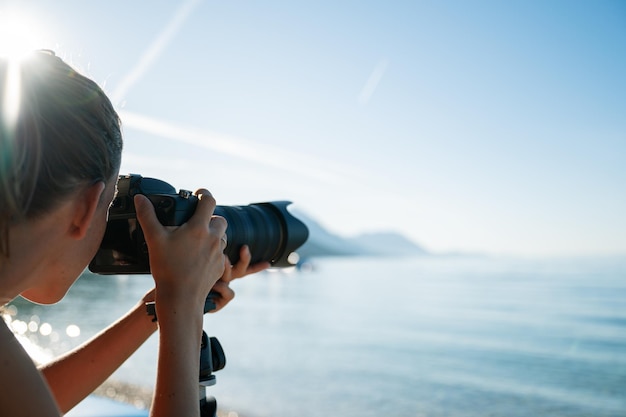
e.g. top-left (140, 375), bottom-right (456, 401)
top-left (214, 201), bottom-right (308, 267)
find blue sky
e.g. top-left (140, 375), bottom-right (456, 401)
top-left (2, 0), bottom-right (625, 257)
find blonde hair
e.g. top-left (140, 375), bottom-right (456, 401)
top-left (0, 51), bottom-right (122, 256)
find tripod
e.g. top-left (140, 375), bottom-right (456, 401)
top-left (199, 330), bottom-right (226, 417)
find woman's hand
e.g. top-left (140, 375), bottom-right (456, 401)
top-left (134, 189), bottom-right (227, 316)
top-left (140, 246), bottom-right (270, 313)
top-left (209, 245), bottom-right (270, 312)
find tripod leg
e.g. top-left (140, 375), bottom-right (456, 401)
top-left (200, 395), bottom-right (217, 417)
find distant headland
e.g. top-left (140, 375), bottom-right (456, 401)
top-left (294, 210), bottom-right (427, 259)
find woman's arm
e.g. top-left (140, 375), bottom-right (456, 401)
top-left (39, 246), bottom-right (266, 414)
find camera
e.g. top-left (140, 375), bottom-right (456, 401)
top-left (89, 174), bottom-right (309, 274)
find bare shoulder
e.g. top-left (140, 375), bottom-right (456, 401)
top-left (0, 319), bottom-right (61, 416)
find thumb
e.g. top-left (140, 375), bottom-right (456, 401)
top-left (134, 194), bottom-right (163, 241)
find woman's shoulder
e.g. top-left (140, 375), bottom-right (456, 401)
top-left (0, 317), bottom-right (61, 416)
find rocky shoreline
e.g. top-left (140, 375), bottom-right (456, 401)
top-left (94, 379), bottom-right (247, 417)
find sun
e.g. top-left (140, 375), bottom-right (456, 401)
top-left (0, 11), bottom-right (45, 60)
top-left (0, 10), bottom-right (46, 133)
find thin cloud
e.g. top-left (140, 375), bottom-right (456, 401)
top-left (111, 0), bottom-right (202, 103)
top-left (120, 110), bottom-right (367, 186)
top-left (358, 59), bottom-right (389, 106)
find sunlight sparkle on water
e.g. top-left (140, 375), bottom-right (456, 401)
top-left (66, 324), bottom-right (81, 338)
top-left (39, 322), bottom-right (52, 336)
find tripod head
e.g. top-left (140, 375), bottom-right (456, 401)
top-left (199, 329), bottom-right (226, 386)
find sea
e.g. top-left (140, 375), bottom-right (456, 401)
top-left (5, 255), bottom-right (626, 417)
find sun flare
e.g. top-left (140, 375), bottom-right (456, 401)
top-left (0, 11), bottom-right (45, 59)
top-left (2, 59), bottom-right (21, 128)
top-left (0, 11), bottom-right (47, 130)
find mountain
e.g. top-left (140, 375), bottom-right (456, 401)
top-left (346, 232), bottom-right (428, 256)
top-left (292, 210), bottom-right (427, 259)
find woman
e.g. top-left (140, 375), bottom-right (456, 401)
top-left (0, 50), bottom-right (267, 416)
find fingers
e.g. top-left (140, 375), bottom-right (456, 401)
top-left (208, 247), bottom-right (271, 313)
top-left (245, 260), bottom-right (271, 275)
top-left (221, 255), bottom-right (232, 280)
top-left (189, 190), bottom-right (228, 251)
top-left (134, 194), bottom-right (165, 245)
top-left (230, 245), bottom-right (271, 280)
top-left (209, 258), bottom-right (236, 312)
top-left (229, 245), bottom-right (252, 278)
top-left (186, 189), bottom-right (223, 231)
top-left (210, 280), bottom-right (235, 312)
top-left (142, 288), bottom-right (157, 304)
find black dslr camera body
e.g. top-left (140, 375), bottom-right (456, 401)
top-left (89, 174), bottom-right (309, 274)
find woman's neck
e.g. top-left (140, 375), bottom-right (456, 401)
top-left (0, 215), bottom-right (67, 305)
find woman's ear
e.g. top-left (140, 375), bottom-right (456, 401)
top-left (68, 181), bottom-right (106, 240)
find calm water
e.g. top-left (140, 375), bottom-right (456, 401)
top-left (6, 256), bottom-right (626, 417)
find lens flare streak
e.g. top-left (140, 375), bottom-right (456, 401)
top-left (2, 60), bottom-right (21, 131)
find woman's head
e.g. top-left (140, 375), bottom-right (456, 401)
top-left (0, 51), bottom-right (122, 257)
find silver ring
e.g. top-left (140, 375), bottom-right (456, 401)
top-left (220, 235), bottom-right (227, 247)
